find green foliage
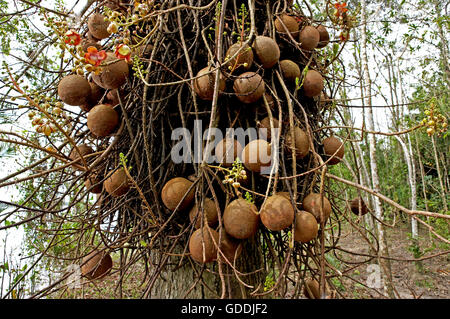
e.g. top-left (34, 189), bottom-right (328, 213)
top-left (244, 191), bottom-right (254, 204)
top-left (264, 271), bottom-right (275, 292)
top-left (415, 278), bottom-right (434, 289)
top-left (331, 277), bottom-right (346, 292)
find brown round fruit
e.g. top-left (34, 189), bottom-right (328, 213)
top-left (104, 168), bottom-right (130, 197)
top-left (81, 81), bottom-right (104, 112)
top-left (81, 38), bottom-right (102, 52)
top-left (280, 59), bottom-right (301, 82)
top-left (304, 279), bottom-right (320, 299)
top-left (285, 126), bottom-right (310, 159)
top-left (87, 31), bottom-right (101, 42)
top-left (278, 192), bottom-right (301, 207)
top-left (215, 138), bottom-right (243, 167)
top-left (294, 210), bottom-right (318, 243)
top-left (219, 232), bottom-right (242, 264)
top-left (193, 66), bottom-right (226, 101)
top-left (79, 103), bottom-right (92, 113)
top-left (302, 193), bottom-right (332, 223)
top-left (323, 136), bottom-right (344, 165)
top-left (81, 249), bottom-right (113, 280)
top-left (350, 197), bottom-right (369, 216)
top-left (223, 198), bottom-right (259, 239)
top-left (259, 116), bottom-right (280, 140)
top-left (189, 226), bottom-right (219, 263)
top-left (87, 13), bottom-right (110, 40)
top-left (161, 177), bottom-right (195, 211)
top-left (89, 81), bottom-right (104, 104)
top-left (278, 191), bottom-right (291, 200)
top-left (69, 144), bottom-right (93, 169)
top-left (58, 74), bottom-right (91, 106)
top-left (299, 25), bottom-right (320, 51)
top-left (92, 52), bottom-right (130, 90)
top-left (316, 25), bottom-right (330, 49)
top-left (260, 194), bottom-right (295, 231)
top-left (189, 198), bottom-right (219, 229)
top-left (252, 36), bottom-right (280, 69)
top-left (274, 14), bottom-right (299, 36)
top-left (242, 139), bottom-right (272, 173)
top-left (225, 43), bottom-right (254, 71)
top-left (303, 69), bottom-right (324, 98)
top-left (106, 89), bottom-right (121, 106)
top-left (85, 173), bottom-right (103, 194)
top-left (233, 71), bottom-right (265, 104)
top-left (87, 104), bottom-right (119, 137)
top-left (105, 0), bottom-right (126, 12)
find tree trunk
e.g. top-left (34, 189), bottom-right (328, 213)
top-left (431, 135), bottom-right (448, 212)
top-left (394, 135), bottom-right (418, 238)
top-left (360, 0), bottom-right (395, 298)
top-left (147, 238), bottom-right (265, 298)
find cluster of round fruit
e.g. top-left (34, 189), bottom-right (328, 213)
top-left (55, 8), bottom-right (138, 201)
top-left (68, 143), bottom-right (131, 198)
top-left (422, 104), bottom-right (448, 137)
top-left (158, 175), bottom-right (339, 264)
top-left (194, 30), bottom-right (327, 106)
top-left (25, 99), bottom-right (67, 136)
top-left (274, 13), bottom-right (330, 51)
top-left (213, 132), bottom-right (345, 176)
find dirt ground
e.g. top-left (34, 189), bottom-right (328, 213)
top-left (335, 220), bottom-right (449, 299)
top-left (68, 220), bottom-right (449, 299)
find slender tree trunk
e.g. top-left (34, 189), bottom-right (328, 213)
top-left (360, 0), bottom-right (395, 298)
top-left (431, 135), bottom-right (448, 212)
top-left (351, 29), bottom-right (378, 249)
top-left (407, 135), bottom-right (418, 233)
top-left (414, 132), bottom-right (430, 213)
top-left (354, 141), bottom-right (377, 240)
top-left (393, 136), bottom-right (418, 239)
top-left (393, 54), bottom-right (419, 238)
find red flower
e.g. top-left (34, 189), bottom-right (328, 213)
top-left (84, 47), bottom-right (107, 66)
top-left (114, 44), bottom-right (132, 62)
top-left (65, 30), bottom-right (81, 46)
top-left (334, 2), bottom-right (348, 18)
top-left (339, 31), bottom-right (350, 42)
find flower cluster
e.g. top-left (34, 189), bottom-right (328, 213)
top-left (421, 102), bottom-right (448, 137)
top-left (84, 47), bottom-right (107, 67)
top-left (64, 30), bottom-right (81, 46)
top-left (339, 31), bottom-right (350, 42)
top-left (334, 2), bottom-right (348, 19)
top-left (330, 2), bottom-right (355, 43)
top-left (27, 100), bottom-right (71, 137)
top-left (103, 1), bottom-right (157, 64)
top-left (46, 17), bottom-right (105, 75)
top-left (222, 159), bottom-right (247, 189)
top-left (115, 43), bottom-right (132, 62)
top-left (134, 1), bottom-right (151, 16)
